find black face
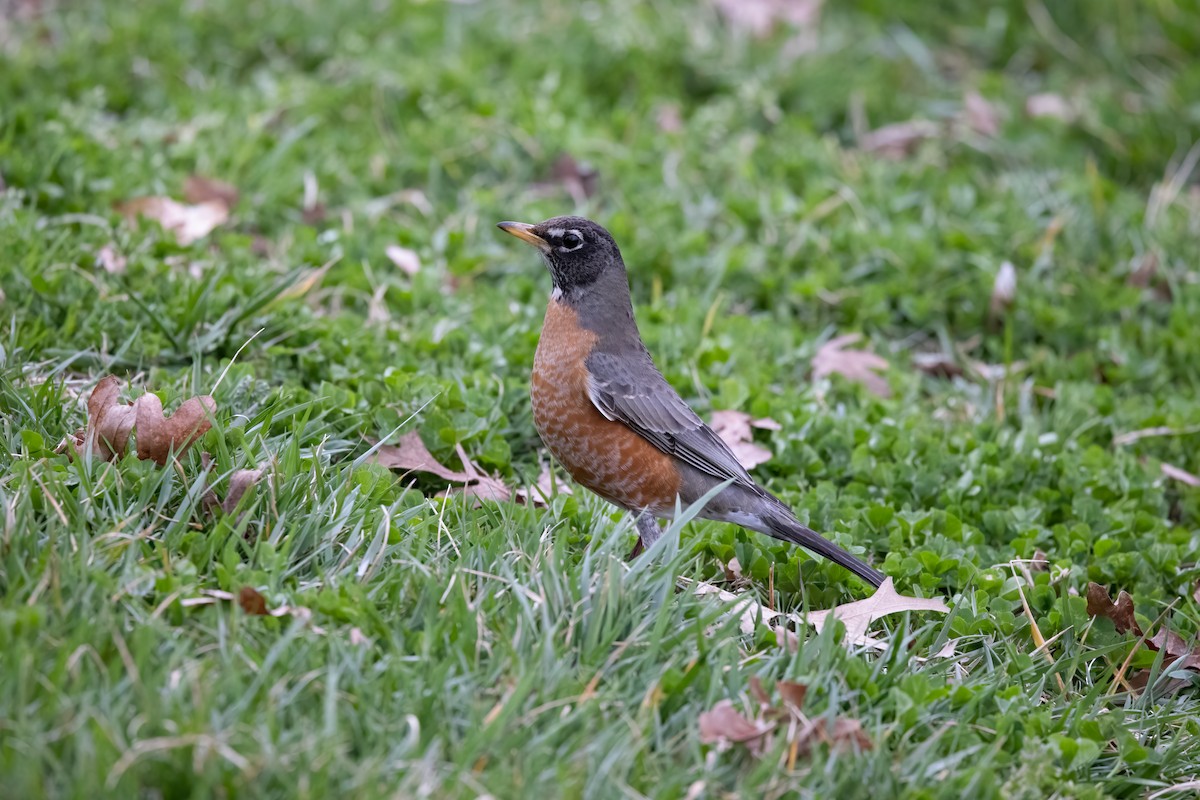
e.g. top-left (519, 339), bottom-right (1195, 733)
top-left (498, 215), bottom-right (623, 293)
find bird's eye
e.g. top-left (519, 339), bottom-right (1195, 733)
top-left (560, 231), bottom-right (583, 251)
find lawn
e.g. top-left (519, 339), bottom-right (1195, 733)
top-left (2, 0), bottom-right (1200, 797)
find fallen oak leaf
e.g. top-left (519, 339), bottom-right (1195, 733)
top-left (117, 196), bottom-right (229, 246)
top-left (514, 461), bottom-right (574, 507)
top-left (811, 333), bottom-right (891, 398)
top-left (200, 453), bottom-right (267, 516)
top-left (804, 577), bottom-right (949, 648)
top-left (371, 431), bottom-right (510, 505)
top-left (80, 375), bottom-right (137, 460)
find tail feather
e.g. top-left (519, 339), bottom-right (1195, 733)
top-left (759, 511), bottom-right (885, 588)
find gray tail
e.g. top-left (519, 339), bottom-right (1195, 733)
top-left (761, 511), bottom-right (885, 588)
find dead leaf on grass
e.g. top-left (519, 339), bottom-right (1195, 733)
top-left (711, 409), bottom-right (777, 469)
top-left (1161, 462), bottom-right (1200, 487)
top-left (1085, 582), bottom-right (1200, 688)
top-left (96, 243), bottom-right (127, 275)
top-left (118, 193), bottom-right (230, 246)
top-left (911, 352), bottom-right (963, 379)
top-left (805, 577), bottom-right (949, 648)
top-left (811, 333), bottom-right (891, 398)
top-left (1025, 93), bottom-right (1074, 121)
top-left (698, 677), bottom-right (871, 760)
top-left (697, 700), bottom-right (774, 754)
top-left (201, 453), bottom-right (267, 516)
top-left (384, 245), bottom-right (421, 276)
top-left (963, 90), bottom-right (1000, 137)
top-left (238, 586), bottom-right (270, 616)
top-left (859, 120), bottom-right (938, 159)
top-left (183, 175), bottom-right (239, 209)
top-left (370, 431), bottom-right (510, 505)
top-left (64, 376), bottom-right (215, 465)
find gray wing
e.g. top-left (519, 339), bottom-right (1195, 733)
top-left (585, 350), bottom-right (756, 489)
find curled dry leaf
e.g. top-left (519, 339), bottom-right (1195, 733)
top-left (1161, 462), bottom-right (1200, 487)
top-left (805, 577), bottom-right (949, 648)
top-left (183, 175), bottom-right (239, 209)
top-left (1085, 582), bottom-right (1200, 688)
top-left (201, 453), bottom-right (267, 516)
top-left (860, 120), bottom-right (938, 160)
top-left (989, 261), bottom-right (1018, 320)
top-left (711, 409), bottom-right (774, 470)
top-left (697, 700), bottom-right (773, 755)
top-left (238, 586), bottom-right (270, 616)
top-left (69, 376), bottom-right (215, 465)
top-left (384, 245), bottom-right (421, 276)
top-left (1026, 93), bottom-right (1073, 121)
top-left (698, 677), bottom-right (871, 760)
top-left (118, 196), bottom-right (229, 246)
top-left (811, 333), bottom-right (891, 398)
top-left (963, 90), bottom-right (1000, 137)
top-left (370, 431), bottom-right (510, 505)
top-left (911, 351), bottom-right (963, 379)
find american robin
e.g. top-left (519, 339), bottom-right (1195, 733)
top-left (498, 215), bottom-right (884, 587)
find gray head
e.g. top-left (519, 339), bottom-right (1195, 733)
top-left (497, 215), bottom-right (625, 294)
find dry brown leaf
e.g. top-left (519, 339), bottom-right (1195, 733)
top-left (1085, 582), bottom-right (1200, 680)
top-left (711, 0), bottom-right (821, 39)
top-left (371, 432), bottom-right (510, 505)
top-left (989, 261), bottom-right (1018, 321)
top-left (1127, 252), bottom-right (1158, 288)
top-left (96, 243), bottom-right (127, 275)
top-left (349, 627), bottom-right (371, 648)
top-left (697, 700), bottom-right (773, 754)
top-left (1026, 93), bottom-right (1073, 121)
top-left (777, 680), bottom-right (808, 710)
top-left (201, 454), bottom-right (267, 516)
top-left (384, 245), bottom-right (421, 276)
top-left (134, 392), bottom-right (216, 465)
top-left (118, 196), bottom-right (229, 246)
top-left (1085, 583), bottom-right (1140, 635)
top-left (793, 716), bottom-right (873, 757)
top-left (238, 586), bottom-right (269, 616)
top-left (805, 577), bottom-right (949, 647)
top-left (70, 377), bottom-right (214, 465)
top-left (1162, 462), bottom-right (1200, 487)
top-left (711, 409), bottom-right (775, 469)
top-left (183, 175), bottom-right (239, 209)
top-left (964, 91), bottom-right (1000, 137)
top-left (859, 120), bottom-right (938, 159)
top-left (811, 333), bottom-right (891, 398)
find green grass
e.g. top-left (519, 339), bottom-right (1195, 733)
top-left (3, 0), bottom-right (1200, 797)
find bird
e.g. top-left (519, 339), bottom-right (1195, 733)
top-left (498, 215), bottom-right (884, 588)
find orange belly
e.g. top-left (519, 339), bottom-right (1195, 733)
top-left (531, 299), bottom-right (680, 514)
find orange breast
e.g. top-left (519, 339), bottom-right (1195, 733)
top-left (531, 299), bottom-right (680, 515)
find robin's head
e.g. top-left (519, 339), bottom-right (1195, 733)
top-left (497, 216), bottom-right (623, 294)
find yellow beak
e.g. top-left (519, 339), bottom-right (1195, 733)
top-left (497, 221), bottom-right (550, 252)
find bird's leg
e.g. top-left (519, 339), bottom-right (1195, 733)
top-left (627, 513), bottom-right (663, 560)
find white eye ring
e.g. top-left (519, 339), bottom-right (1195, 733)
top-left (558, 229), bottom-right (584, 253)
